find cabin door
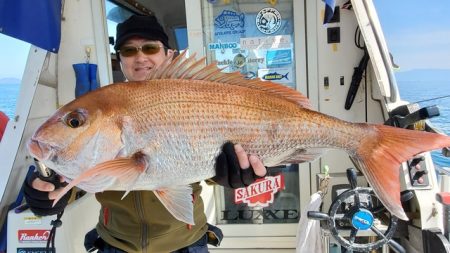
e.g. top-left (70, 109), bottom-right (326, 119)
top-left (186, 1), bottom-right (309, 251)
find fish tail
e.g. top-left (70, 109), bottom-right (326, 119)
top-left (352, 124), bottom-right (450, 220)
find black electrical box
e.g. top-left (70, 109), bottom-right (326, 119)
top-left (327, 27), bottom-right (340, 43)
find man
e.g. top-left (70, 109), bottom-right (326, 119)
top-left (24, 15), bottom-right (266, 253)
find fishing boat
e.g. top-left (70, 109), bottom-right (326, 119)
top-left (1, 0), bottom-right (449, 252)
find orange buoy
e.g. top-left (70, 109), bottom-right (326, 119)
top-left (0, 111), bottom-right (9, 141)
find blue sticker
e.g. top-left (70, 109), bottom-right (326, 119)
top-left (257, 68), bottom-right (293, 86)
top-left (266, 49), bottom-right (292, 67)
top-left (208, 42), bottom-right (239, 51)
top-left (262, 72), bottom-right (289, 81)
top-left (351, 209), bottom-right (374, 230)
top-left (215, 10), bottom-right (245, 30)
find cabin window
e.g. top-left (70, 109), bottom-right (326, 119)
top-left (105, 0), bottom-right (133, 51)
top-left (200, 0), bottom-right (300, 225)
top-left (104, 0), bottom-right (133, 82)
top-left (201, 0), bottom-right (297, 89)
top-left (215, 164), bottom-right (300, 224)
top-left (174, 27), bottom-right (188, 51)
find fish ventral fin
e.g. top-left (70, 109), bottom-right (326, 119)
top-left (354, 124), bottom-right (450, 221)
top-left (52, 152), bottom-right (148, 206)
top-left (153, 185), bottom-right (195, 225)
top-left (145, 50), bottom-right (312, 109)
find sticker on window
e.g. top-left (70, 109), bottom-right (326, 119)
top-left (234, 174), bottom-right (285, 207)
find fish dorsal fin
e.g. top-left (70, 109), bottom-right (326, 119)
top-left (146, 50), bottom-right (312, 109)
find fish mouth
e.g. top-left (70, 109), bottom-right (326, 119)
top-left (28, 138), bottom-right (56, 161)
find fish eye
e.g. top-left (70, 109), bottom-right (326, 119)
top-left (64, 111), bottom-right (85, 128)
top-left (68, 118), bottom-right (80, 128)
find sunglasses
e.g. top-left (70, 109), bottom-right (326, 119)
top-left (118, 43), bottom-right (164, 57)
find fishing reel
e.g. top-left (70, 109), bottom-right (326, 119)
top-left (308, 168), bottom-right (411, 253)
top-left (384, 103), bottom-right (439, 130)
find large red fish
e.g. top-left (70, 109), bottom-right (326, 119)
top-left (28, 51), bottom-right (450, 225)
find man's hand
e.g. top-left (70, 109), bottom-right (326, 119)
top-left (23, 171), bottom-right (72, 216)
top-left (213, 142), bottom-right (267, 188)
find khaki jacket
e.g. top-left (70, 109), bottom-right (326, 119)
top-left (95, 183), bottom-right (208, 253)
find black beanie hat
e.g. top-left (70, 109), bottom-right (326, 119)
top-left (114, 15), bottom-right (170, 51)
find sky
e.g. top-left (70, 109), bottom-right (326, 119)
top-left (0, 0), bottom-right (450, 79)
top-left (0, 37), bottom-right (30, 79)
top-left (373, 0), bottom-right (450, 71)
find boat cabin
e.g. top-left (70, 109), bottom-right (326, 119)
top-left (1, 0), bottom-right (449, 252)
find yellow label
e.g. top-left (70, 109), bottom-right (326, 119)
top-left (332, 43), bottom-right (338, 52)
top-left (268, 0), bottom-right (277, 6)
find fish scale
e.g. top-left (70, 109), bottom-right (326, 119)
top-left (112, 80), bottom-right (358, 181)
top-left (88, 81), bottom-right (319, 186)
top-left (28, 52), bottom-right (450, 224)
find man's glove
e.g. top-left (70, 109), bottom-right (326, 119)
top-left (23, 171), bottom-right (72, 216)
top-left (213, 141), bottom-right (264, 188)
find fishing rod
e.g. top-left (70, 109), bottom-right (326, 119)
top-left (410, 94), bottom-right (450, 104)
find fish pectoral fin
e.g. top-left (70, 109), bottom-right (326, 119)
top-left (52, 152), bottom-right (148, 207)
top-left (97, 151), bottom-right (148, 188)
top-left (154, 185), bottom-right (195, 225)
top-left (264, 148), bottom-right (325, 167)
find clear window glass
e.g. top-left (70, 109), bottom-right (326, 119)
top-left (104, 1), bottom-right (134, 82)
top-left (216, 164), bottom-right (300, 224)
top-left (105, 1), bottom-right (133, 52)
top-left (200, 0), bottom-right (300, 225)
top-left (201, 1), bottom-right (296, 89)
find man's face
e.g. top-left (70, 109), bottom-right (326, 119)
top-left (119, 38), bottom-right (173, 81)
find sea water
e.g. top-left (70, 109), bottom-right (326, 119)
top-left (397, 80), bottom-right (450, 167)
top-left (0, 81), bottom-right (449, 167)
top-left (0, 83), bottom-right (19, 119)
